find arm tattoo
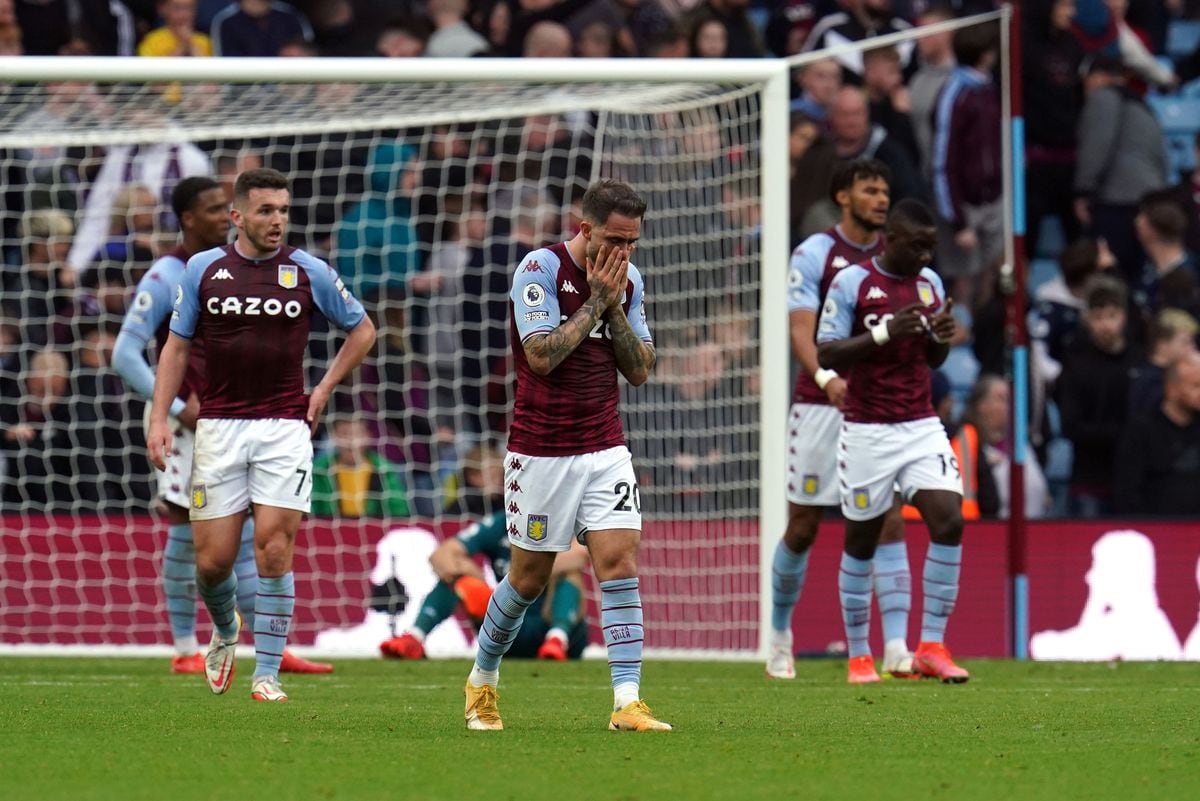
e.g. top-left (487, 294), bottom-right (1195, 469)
top-left (524, 297), bottom-right (605, 373)
top-left (608, 308), bottom-right (656, 382)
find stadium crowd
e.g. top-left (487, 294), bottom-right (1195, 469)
top-left (3, 0), bottom-right (1200, 519)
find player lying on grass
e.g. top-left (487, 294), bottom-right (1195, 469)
top-left (380, 509), bottom-right (590, 661)
top-left (817, 198), bottom-right (970, 684)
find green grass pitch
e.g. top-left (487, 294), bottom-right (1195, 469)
top-left (2, 657), bottom-right (1198, 801)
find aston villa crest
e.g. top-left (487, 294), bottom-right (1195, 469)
top-left (917, 280), bottom-right (936, 307)
top-left (278, 264), bottom-right (298, 289)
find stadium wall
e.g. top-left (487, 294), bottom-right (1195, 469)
top-left (4, 517), bottom-right (1199, 660)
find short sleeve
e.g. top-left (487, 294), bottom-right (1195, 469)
top-left (169, 250), bottom-right (220, 339)
top-left (511, 250), bottom-right (561, 341)
top-left (120, 256), bottom-right (181, 342)
top-left (296, 250), bottom-right (367, 332)
top-left (627, 264), bottom-right (653, 343)
top-left (920, 268), bottom-right (948, 314)
top-left (817, 269), bottom-right (862, 343)
top-left (787, 237), bottom-right (829, 313)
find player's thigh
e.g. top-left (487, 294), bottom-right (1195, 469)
top-left (838, 422), bottom-right (905, 521)
top-left (246, 419), bottom-right (315, 514)
top-left (786, 402), bottom-right (842, 507)
top-left (894, 419), bottom-right (964, 504)
top-left (578, 446), bottom-right (642, 536)
top-left (190, 419), bottom-right (252, 521)
top-left (143, 404), bottom-right (195, 509)
top-left (504, 451), bottom-right (587, 553)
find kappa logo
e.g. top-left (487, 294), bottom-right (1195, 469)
top-left (527, 514), bottom-right (549, 542)
top-left (523, 259), bottom-right (542, 273)
top-left (866, 286), bottom-right (888, 301)
top-left (508, 523), bottom-right (521, 539)
top-left (508, 457), bottom-right (523, 471)
top-left (561, 280), bottom-right (579, 294)
top-left (508, 501), bottom-right (521, 515)
top-left (831, 255), bottom-right (849, 270)
top-left (212, 268), bottom-right (233, 280)
top-left (508, 480), bottom-right (522, 493)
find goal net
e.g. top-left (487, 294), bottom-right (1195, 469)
top-left (0, 57), bottom-right (790, 656)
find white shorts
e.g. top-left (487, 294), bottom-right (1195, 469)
top-left (189, 418), bottom-right (314, 521)
top-left (838, 417), bottom-right (963, 521)
top-left (504, 445), bottom-right (641, 553)
top-left (143, 404), bottom-right (194, 510)
top-left (786, 402), bottom-right (842, 507)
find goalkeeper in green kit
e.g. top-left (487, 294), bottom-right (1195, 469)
top-left (380, 510), bottom-right (590, 660)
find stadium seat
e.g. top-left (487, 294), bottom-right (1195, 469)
top-left (1028, 258), bottom-right (1061, 295)
top-left (1166, 19), bottom-right (1200, 59)
top-left (1035, 215), bottom-right (1066, 259)
top-left (1146, 95), bottom-right (1200, 176)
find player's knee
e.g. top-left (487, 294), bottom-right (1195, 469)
top-left (194, 559), bottom-right (230, 586)
top-left (928, 510), bottom-right (964, 546)
top-left (784, 507), bottom-right (821, 552)
top-left (256, 536), bottom-right (291, 575)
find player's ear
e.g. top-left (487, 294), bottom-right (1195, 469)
top-left (580, 220), bottom-right (593, 240)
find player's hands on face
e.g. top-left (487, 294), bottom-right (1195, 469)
top-left (586, 243), bottom-right (628, 311)
top-left (930, 297), bottom-right (956, 343)
top-left (306, 386), bottom-right (331, 437)
top-left (147, 419), bottom-right (172, 472)
top-left (886, 303), bottom-right (928, 340)
top-left (824, 376), bottom-right (848, 410)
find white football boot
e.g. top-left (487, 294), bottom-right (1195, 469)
top-left (251, 675), bottom-right (289, 702)
top-left (204, 611), bottom-right (242, 694)
top-left (765, 629), bottom-right (796, 679)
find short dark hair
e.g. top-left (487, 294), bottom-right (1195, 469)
top-left (952, 21), bottom-right (999, 68)
top-left (828, 158), bottom-right (891, 204)
top-left (1084, 274), bottom-right (1128, 311)
top-left (171, 176), bottom-right (221, 220)
top-left (887, 197), bottom-right (937, 231)
top-left (581, 180), bottom-right (647, 226)
top-left (1139, 197), bottom-right (1187, 243)
top-left (1058, 238), bottom-right (1099, 289)
top-left (234, 168), bottom-right (289, 202)
top-left (862, 46), bottom-right (900, 67)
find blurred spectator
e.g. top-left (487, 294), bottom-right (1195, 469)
top-left (375, 16), bottom-right (431, 57)
top-left (304, 0), bottom-right (384, 57)
top-left (1073, 55), bottom-right (1168, 284)
top-left (765, 0), bottom-right (826, 57)
top-left (334, 140), bottom-right (420, 300)
top-left (1075, 0), bottom-right (1176, 91)
top-left (688, 11), bottom-right (728, 58)
top-left (523, 19), bottom-right (573, 56)
top-left (789, 111), bottom-right (837, 245)
top-left (1030, 237), bottom-right (1114, 390)
top-left (1058, 275), bottom-right (1143, 517)
top-left (1161, 133), bottom-right (1200, 257)
top-left (790, 57), bottom-right (842, 124)
top-left (210, 0), bottom-right (313, 57)
top-left (0, 0), bottom-right (21, 55)
top-left (0, 349), bottom-right (72, 509)
top-left (425, 0), bottom-right (489, 57)
top-left (1, 209), bottom-right (76, 354)
top-left (966, 374), bottom-right (1051, 519)
top-left (98, 184), bottom-right (160, 264)
top-left (576, 19), bottom-right (617, 57)
top-left (643, 18), bottom-right (688, 57)
top-left (613, 0), bottom-right (673, 57)
top-left (931, 20), bottom-right (1002, 299)
top-left (828, 86), bottom-right (924, 202)
top-left (138, 0), bottom-right (212, 56)
top-left (66, 133), bottom-right (212, 275)
top-left (311, 416), bottom-right (411, 519)
top-left (1132, 194), bottom-right (1200, 322)
top-left (909, 4), bottom-right (956, 181)
top-left (687, 0), bottom-right (764, 58)
top-left (442, 443), bottom-right (504, 516)
top-left (499, 0), bottom-right (592, 57)
top-left (17, 0), bottom-right (144, 55)
top-left (862, 45), bottom-right (919, 163)
top-left (1115, 351), bottom-right (1200, 516)
top-left (1023, 0), bottom-right (1086, 260)
top-left (803, 0), bottom-right (916, 84)
top-left (1127, 308), bottom-right (1199, 421)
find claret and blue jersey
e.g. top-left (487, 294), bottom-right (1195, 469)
top-left (817, 257), bottom-right (946, 424)
top-left (170, 243), bottom-right (365, 421)
top-left (507, 241), bottom-right (653, 457)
